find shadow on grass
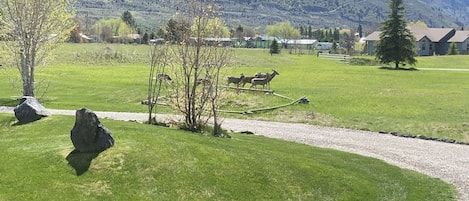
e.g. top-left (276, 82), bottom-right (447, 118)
top-left (0, 116), bottom-right (17, 127)
top-left (379, 66), bottom-right (419, 71)
top-left (66, 149), bottom-right (101, 176)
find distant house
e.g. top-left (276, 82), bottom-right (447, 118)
top-left (285, 39), bottom-right (317, 50)
top-left (149, 38), bottom-right (165, 45)
top-left (448, 31), bottom-right (469, 54)
top-left (204, 37), bottom-right (232, 46)
top-left (365, 26), bottom-right (457, 56)
top-left (79, 33), bottom-right (92, 43)
top-left (316, 42), bottom-right (334, 50)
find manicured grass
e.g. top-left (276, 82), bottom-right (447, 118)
top-left (0, 113), bottom-right (457, 200)
top-left (1, 44), bottom-right (469, 142)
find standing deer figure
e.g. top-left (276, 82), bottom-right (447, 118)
top-left (250, 69), bottom-right (279, 89)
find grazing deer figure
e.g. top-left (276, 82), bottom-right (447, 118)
top-left (226, 73), bottom-right (245, 87)
top-left (196, 78), bottom-right (211, 86)
top-left (250, 69), bottom-right (279, 89)
top-left (156, 73), bottom-right (172, 83)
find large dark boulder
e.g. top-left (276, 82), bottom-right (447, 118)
top-left (14, 96), bottom-right (50, 124)
top-left (70, 108), bottom-right (114, 153)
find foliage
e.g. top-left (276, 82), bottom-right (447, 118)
top-left (357, 24), bottom-right (363, 38)
top-left (409, 20), bottom-right (428, 27)
top-left (72, 0), bottom-right (465, 32)
top-left (0, 114), bottom-right (457, 200)
top-left (267, 21), bottom-right (300, 48)
top-left (91, 18), bottom-right (135, 43)
top-left (69, 27), bottom-right (83, 43)
top-left (121, 10), bottom-right (137, 29)
top-left (161, 18), bottom-right (191, 44)
top-left (375, 0), bottom-right (417, 69)
top-left (0, 0), bottom-right (76, 96)
top-left (269, 39), bottom-right (280, 55)
top-left (448, 43), bottom-right (459, 55)
top-left (190, 17), bottom-right (230, 38)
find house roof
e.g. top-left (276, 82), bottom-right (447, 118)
top-left (448, 31), bottom-right (469, 43)
top-left (364, 31), bottom-right (381, 41)
top-left (410, 26), bottom-right (455, 42)
top-left (365, 26), bottom-right (456, 42)
top-left (286, 39), bottom-right (317, 45)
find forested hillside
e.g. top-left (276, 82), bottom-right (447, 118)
top-left (73, 0), bottom-right (468, 33)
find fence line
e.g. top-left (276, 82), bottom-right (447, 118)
top-left (318, 53), bottom-right (350, 63)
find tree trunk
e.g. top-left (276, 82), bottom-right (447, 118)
top-left (21, 52), bottom-right (34, 97)
top-left (395, 62), bottom-right (399, 69)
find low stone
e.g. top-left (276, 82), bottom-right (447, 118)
top-left (70, 108), bottom-right (114, 153)
top-left (13, 96), bottom-right (50, 124)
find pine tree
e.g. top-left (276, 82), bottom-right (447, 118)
top-left (270, 39), bottom-right (280, 55)
top-left (121, 11), bottom-right (136, 30)
top-left (448, 43), bottom-right (459, 55)
top-left (375, 0), bottom-right (416, 69)
top-left (358, 24), bottom-right (363, 38)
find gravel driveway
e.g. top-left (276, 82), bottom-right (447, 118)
top-left (1, 106), bottom-right (468, 200)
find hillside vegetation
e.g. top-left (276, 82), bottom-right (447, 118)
top-left (74, 0), bottom-right (468, 32)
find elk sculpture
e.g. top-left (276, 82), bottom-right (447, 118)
top-left (250, 69), bottom-right (279, 89)
top-left (226, 73), bottom-right (245, 87)
top-left (156, 73), bottom-right (173, 83)
top-left (239, 75), bottom-right (256, 87)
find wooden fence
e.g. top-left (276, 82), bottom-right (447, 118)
top-left (318, 53), bottom-right (350, 63)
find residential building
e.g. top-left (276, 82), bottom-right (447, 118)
top-left (365, 26), bottom-right (459, 56)
top-left (448, 31), bottom-right (469, 54)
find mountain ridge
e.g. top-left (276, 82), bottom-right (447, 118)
top-left (73, 0), bottom-right (468, 33)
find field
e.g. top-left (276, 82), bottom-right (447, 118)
top-left (2, 44), bottom-right (469, 141)
top-left (0, 43), bottom-right (464, 200)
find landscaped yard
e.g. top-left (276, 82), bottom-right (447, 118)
top-left (0, 113), bottom-right (457, 200)
top-left (2, 44), bottom-right (468, 141)
top-left (0, 43), bottom-right (466, 200)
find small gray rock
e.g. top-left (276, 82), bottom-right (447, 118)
top-left (14, 96), bottom-right (50, 124)
top-left (71, 108), bottom-right (114, 153)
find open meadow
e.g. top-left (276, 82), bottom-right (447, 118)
top-left (0, 43), bottom-right (465, 200)
top-left (1, 43), bottom-right (469, 141)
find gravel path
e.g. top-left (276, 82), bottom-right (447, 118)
top-left (1, 106), bottom-right (468, 200)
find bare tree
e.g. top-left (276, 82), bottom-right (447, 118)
top-left (0, 0), bottom-right (76, 97)
top-left (161, 0), bottom-right (232, 136)
top-left (146, 44), bottom-right (172, 124)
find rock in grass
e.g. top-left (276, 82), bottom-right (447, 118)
top-left (14, 96), bottom-right (50, 124)
top-left (71, 108), bottom-right (114, 153)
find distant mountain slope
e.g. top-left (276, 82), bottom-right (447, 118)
top-left (74, 0), bottom-right (468, 33)
top-left (421, 0), bottom-right (469, 27)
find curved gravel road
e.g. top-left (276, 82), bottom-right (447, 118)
top-left (1, 106), bottom-right (468, 200)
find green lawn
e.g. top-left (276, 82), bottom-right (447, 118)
top-left (0, 113), bottom-right (457, 200)
top-left (1, 44), bottom-right (469, 142)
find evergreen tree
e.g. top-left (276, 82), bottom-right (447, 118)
top-left (121, 11), bottom-right (136, 30)
top-left (376, 0), bottom-right (416, 69)
top-left (331, 40), bottom-right (338, 54)
top-left (270, 39), bottom-right (280, 55)
top-left (357, 24), bottom-right (363, 38)
top-left (448, 43), bottom-right (459, 55)
top-left (333, 28), bottom-right (340, 41)
top-left (142, 32), bottom-right (149, 44)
